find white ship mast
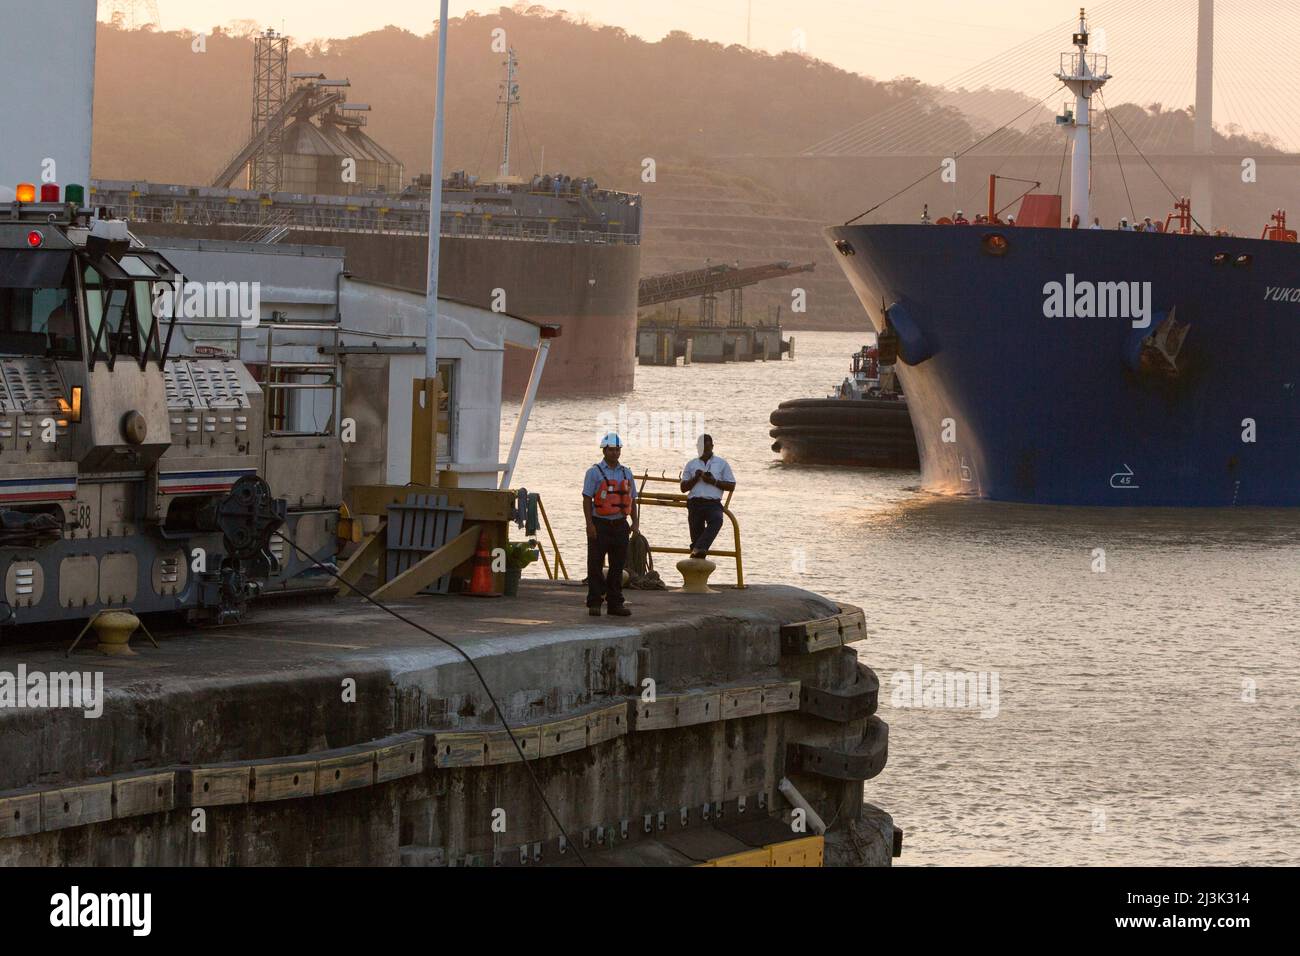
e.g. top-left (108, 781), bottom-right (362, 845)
top-left (1055, 8), bottom-right (1110, 225)
top-left (498, 48), bottom-right (520, 181)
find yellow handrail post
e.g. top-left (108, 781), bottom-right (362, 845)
top-left (630, 472), bottom-right (745, 589)
top-left (535, 539), bottom-right (555, 580)
top-left (725, 506), bottom-right (744, 588)
top-left (535, 495), bottom-right (568, 580)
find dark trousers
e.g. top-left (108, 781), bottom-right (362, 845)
top-left (586, 517), bottom-right (630, 608)
top-left (687, 498), bottom-right (725, 557)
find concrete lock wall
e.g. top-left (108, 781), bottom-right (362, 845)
top-left (0, 588), bottom-right (889, 866)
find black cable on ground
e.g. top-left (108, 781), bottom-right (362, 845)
top-left (278, 534), bottom-right (587, 866)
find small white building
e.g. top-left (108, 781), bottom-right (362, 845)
top-left (153, 237), bottom-right (553, 492)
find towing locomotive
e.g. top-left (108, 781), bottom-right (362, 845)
top-left (0, 185), bottom-right (294, 629)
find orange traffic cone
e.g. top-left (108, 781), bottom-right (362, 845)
top-left (466, 529), bottom-right (498, 597)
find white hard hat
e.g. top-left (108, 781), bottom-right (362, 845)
top-left (599, 431), bottom-right (623, 448)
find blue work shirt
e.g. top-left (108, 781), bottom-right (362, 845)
top-left (583, 461), bottom-right (636, 520)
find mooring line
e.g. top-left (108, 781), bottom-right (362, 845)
top-left (279, 534), bottom-right (588, 866)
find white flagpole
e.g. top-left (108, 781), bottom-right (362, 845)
top-left (425, 0), bottom-right (450, 377)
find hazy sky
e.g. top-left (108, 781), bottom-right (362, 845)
top-left (117, 1), bottom-right (1296, 145)
top-left (129, 1), bottom-right (1082, 84)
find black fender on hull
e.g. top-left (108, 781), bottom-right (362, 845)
top-left (769, 398), bottom-right (920, 469)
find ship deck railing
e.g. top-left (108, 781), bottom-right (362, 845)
top-left (96, 197), bottom-right (640, 245)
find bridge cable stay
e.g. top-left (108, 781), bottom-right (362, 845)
top-left (814, 0), bottom-right (1300, 166)
top-left (952, 99), bottom-right (1048, 216)
top-left (1108, 9), bottom-right (1198, 154)
top-left (1211, 3), bottom-right (1264, 148)
top-left (1056, 131), bottom-right (1071, 196)
top-left (1100, 88), bottom-right (1207, 233)
top-left (844, 91), bottom-right (1060, 224)
top-left (1029, 101), bottom-right (1055, 186)
top-left (943, 112), bottom-right (1051, 222)
top-left (1217, 0), bottom-right (1300, 150)
top-left (1213, 0), bottom-right (1279, 144)
top-left (1100, 92), bottom-right (1138, 222)
top-left (807, 2), bottom-right (1130, 156)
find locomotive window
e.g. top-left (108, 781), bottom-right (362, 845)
top-left (119, 257), bottom-right (159, 343)
top-left (132, 281), bottom-right (154, 341)
top-left (84, 263), bottom-right (143, 362)
top-left (0, 252), bottom-right (78, 358)
top-left (104, 286), bottom-right (137, 356)
top-left (84, 264), bottom-right (104, 345)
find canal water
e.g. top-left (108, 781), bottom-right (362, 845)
top-left (503, 330), bottom-right (1300, 866)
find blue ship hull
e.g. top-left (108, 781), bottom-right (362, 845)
top-left (826, 223), bottom-right (1300, 506)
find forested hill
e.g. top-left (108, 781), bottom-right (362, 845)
top-left (90, 6), bottom-right (939, 188)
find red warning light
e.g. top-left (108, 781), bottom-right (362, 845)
top-left (27, 230), bottom-right (44, 248)
top-left (40, 183), bottom-right (60, 202)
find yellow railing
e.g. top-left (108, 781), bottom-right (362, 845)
top-left (633, 472), bottom-right (745, 589)
top-left (533, 495), bottom-right (569, 581)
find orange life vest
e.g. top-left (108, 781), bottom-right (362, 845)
top-left (593, 463), bottom-right (632, 517)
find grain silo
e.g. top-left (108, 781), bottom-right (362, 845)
top-left (213, 33), bottom-right (403, 197)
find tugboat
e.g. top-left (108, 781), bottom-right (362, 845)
top-left (769, 343), bottom-right (919, 468)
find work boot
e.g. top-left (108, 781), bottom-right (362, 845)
top-left (588, 606), bottom-right (602, 616)
top-left (607, 605), bottom-right (632, 617)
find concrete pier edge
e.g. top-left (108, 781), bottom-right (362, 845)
top-left (0, 582), bottom-right (896, 866)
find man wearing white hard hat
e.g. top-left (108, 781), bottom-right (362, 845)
top-left (582, 432), bottom-right (638, 616)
